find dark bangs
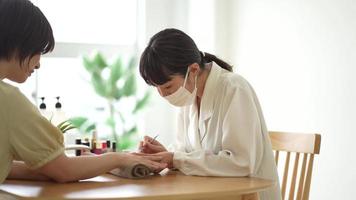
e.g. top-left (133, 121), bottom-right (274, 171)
top-left (31, 8), bottom-right (55, 55)
top-left (0, 0), bottom-right (55, 63)
top-left (18, 2), bottom-right (55, 62)
top-left (139, 46), bottom-right (186, 86)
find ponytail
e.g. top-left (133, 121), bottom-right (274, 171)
top-left (200, 51), bottom-right (233, 72)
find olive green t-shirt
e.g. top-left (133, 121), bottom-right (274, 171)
top-left (0, 80), bottom-right (64, 183)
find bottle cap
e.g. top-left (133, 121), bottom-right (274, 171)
top-left (39, 97), bottom-right (46, 109)
top-left (75, 138), bottom-right (82, 144)
top-left (55, 96), bottom-right (62, 109)
top-left (112, 142), bottom-right (116, 152)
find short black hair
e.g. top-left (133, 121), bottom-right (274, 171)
top-left (0, 0), bottom-right (55, 64)
top-left (139, 28), bottom-right (232, 86)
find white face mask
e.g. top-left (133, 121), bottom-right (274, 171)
top-left (164, 68), bottom-right (197, 107)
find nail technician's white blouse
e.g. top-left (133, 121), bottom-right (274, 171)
top-left (172, 62), bottom-right (281, 200)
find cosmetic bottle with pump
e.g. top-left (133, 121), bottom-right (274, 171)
top-left (52, 96), bottom-right (75, 146)
top-left (51, 96), bottom-right (67, 126)
top-left (39, 97), bottom-right (52, 119)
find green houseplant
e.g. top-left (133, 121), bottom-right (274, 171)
top-left (69, 52), bottom-right (150, 150)
top-left (57, 120), bottom-right (76, 134)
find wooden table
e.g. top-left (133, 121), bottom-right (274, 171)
top-left (0, 170), bottom-right (275, 200)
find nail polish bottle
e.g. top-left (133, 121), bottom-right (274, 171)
top-left (112, 142), bottom-right (117, 152)
top-left (75, 138), bottom-right (82, 156)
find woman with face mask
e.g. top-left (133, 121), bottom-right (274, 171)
top-left (138, 28), bottom-right (281, 200)
top-left (0, 0), bottom-right (166, 184)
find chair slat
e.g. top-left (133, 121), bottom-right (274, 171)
top-left (288, 153), bottom-right (300, 200)
top-left (296, 153), bottom-right (308, 200)
top-left (302, 154), bottom-right (314, 200)
top-left (275, 151), bottom-right (279, 166)
top-left (282, 152), bottom-right (291, 199)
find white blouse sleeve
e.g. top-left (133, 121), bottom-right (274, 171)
top-left (173, 88), bottom-right (264, 177)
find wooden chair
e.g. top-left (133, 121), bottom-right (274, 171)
top-left (269, 131), bottom-right (321, 200)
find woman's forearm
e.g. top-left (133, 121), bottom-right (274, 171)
top-left (38, 153), bottom-right (124, 183)
top-left (8, 152), bottom-right (164, 183)
top-left (8, 161), bottom-right (51, 181)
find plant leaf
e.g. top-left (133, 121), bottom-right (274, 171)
top-left (93, 52), bottom-right (107, 70)
top-left (109, 57), bottom-right (123, 87)
top-left (127, 56), bottom-right (137, 70)
top-left (62, 125), bottom-right (76, 133)
top-left (122, 72), bottom-right (136, 97)
top-left (105, 116), bottom-right (116, 128)
top-left (112, 88), bottom-right (122, 100)
top-left (69, 117), bottom-right (88, 128)
top-left (133, 92), bottom-right (150, 114)
top-left (91, 73), bottom-right (107, 97)
top-left (118, 135), bottom-right (135, 150)
top-left (124, 126), bottom-right (137, 136)
top-left (68, 117), bottom-right (96, 135)
top-left (85, 123), bottom-right (96, 133)
top-left (59, 123), bottom-right (71, 132)
top-left (56, 120), bottom-right (69, 129)
top-left (83, 56), bottom-right (95, 73)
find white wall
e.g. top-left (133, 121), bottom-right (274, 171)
top-left (224, 0), bottom-right (356, 199)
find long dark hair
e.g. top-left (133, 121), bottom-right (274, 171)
top-left (0, 0), bottom-right (55, 64)
top-left (139, 28), bottom-right (232, 86)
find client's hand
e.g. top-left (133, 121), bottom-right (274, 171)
top-left (133, 152), bottom-right (174, 170)
top-left (119, 152), bottom-right (167, 172)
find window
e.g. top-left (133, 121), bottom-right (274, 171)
top-left (19, 0), bottom-right (138, 114)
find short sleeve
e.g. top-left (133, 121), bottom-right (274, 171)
top-left (8, 89), bottom-right (64, 169)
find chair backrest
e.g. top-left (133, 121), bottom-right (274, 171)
top-left (269, 131), bottom-right (321, 200)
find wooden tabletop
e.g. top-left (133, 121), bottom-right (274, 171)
top-left (0, 170), bottom-right (275, 200)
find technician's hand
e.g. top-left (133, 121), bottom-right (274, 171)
top-left (133, 152), bottom-right (174, 170)
top-left (138, 135), bottom-right (167, 154)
